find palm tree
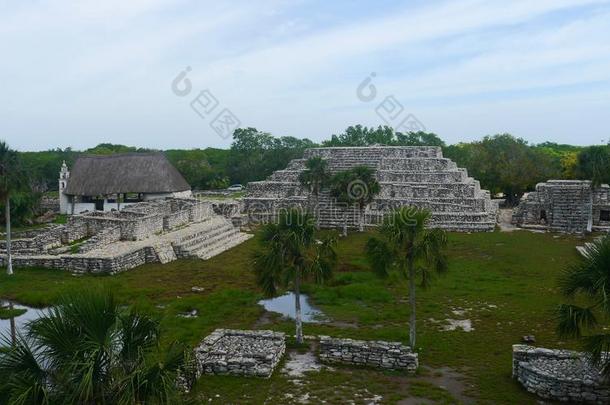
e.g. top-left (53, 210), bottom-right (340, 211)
top-left (0, 289), bottom-right (190, 404)
top-left (556, 235), bottom-right (610, 376)
top-left (253, 209), bottom-right (337, 344)
top-left (365, 207), bottom-right (448, 348)
top-left (298, 157), bottom-right (330, 227)
top-left (330, 165), bottom-right (380, 232)
top-left (0, 141), bottom-right (26, 276)
top-left (299, 157), bottom-right (330, 196)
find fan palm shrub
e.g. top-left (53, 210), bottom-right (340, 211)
top-left (0, 289), bottom-right (191, 404)
top-left (556, 235), bottom-right (610, 375)
top-left (365, 207), bottom-right (448, 348)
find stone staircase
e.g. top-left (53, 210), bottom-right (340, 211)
top-left (314, 191), bottom-right (363, 229)
top-left (152, 241), bottom-right (177, 264)
top-left (245, 146), bottom-right (497, 232)
top-left (172, 216), bottom-right (252, 260)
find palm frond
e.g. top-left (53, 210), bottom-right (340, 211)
top-left (303, 232), bottom-right (337, 284)
top-left (365, 237), bottom-right (394, 278)
top-left (419, 265), bottom-right (433, 289)
top-left (120, 341), bottom-right (187, 405)
top-left (253, 246), bottom-right (284, 297)
top-left (555, 304), bottom-right (598, 339)
top-left (0, 333), bottom-right (49, 405)
top-left (560, 236), bottom-right (610, 300)
top-left (118, 309), bottom-right (160, 370)
top-left (582, 334), bottom-right (610, 377)
top-left (422, 227), bottom-right (448, 275)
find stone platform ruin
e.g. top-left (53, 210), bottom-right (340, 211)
top-left (513, 180), bottom-right (610, 234)
top-left (244, 146), bottom-right (497, 231)
top-left (195, 329), bottom-right (286, 378)
top-left (513, 345), bottom-right (610, 403)
top-left (0, 198), bottom-right (252, 274)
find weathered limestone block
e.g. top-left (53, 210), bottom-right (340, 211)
top-left (513, 180), bottom-right (610, 234)
top-left (195, 329), bottom-right (286, 378)
top-left (78, 226), bottom-right (121, 253)
top-left (513, 345), bottom-right (610, 403)
top-left (319, 336), bottom-right (418, 373)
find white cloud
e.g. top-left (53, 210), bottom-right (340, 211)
top-left (1, 0), bottom-right (609, 150)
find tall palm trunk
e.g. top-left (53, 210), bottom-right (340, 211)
top-left (294, 268), bottom-right (303, 344)
top-left (9, 302), bottom-right (16, 346)
top-left (408, 256), bottom-right (416, 348)
top-left (359, 204), bottom-right (365, 232)
top-left (587, 191), bottom-right (593, 232)
top-left (5, 196), bottom-right (13, 275)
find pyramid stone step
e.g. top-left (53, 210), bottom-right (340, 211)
top-left (195, 233), bottom-right (253, 260)
top-left (245, 146), bottom-right (496, 232)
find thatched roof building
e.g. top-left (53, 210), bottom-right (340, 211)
top-left (59, 153), bottom-right (191, 214)
top-left (64, 153), bottom-right (190, 196)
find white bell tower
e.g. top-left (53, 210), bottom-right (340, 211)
top-left (59, 161), bottom-right (71, 214)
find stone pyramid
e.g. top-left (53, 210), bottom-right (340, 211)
top-left (244, 146), bottom-right (497, 231)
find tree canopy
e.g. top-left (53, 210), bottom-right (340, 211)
top-left (323, 125), bottom-right (445, 147)
top-left (5, 127), bottom-right (608, 214)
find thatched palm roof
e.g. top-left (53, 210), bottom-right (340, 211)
top-left (64, 153), bottom-right (190, 196)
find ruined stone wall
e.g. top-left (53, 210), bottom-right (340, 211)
top-left (72, 211), bottom-right (164, 241)
top-left (60, 222), bottom-right (89, 244)
top-left (129, 215), bottom-right (164, 240)
top-left (593, 186), bottom-right (610, 230)
top-left (513, 181), bottom-right (610, 233)
top-left (163, 210), bottom-right (190, 231)
top-left (195, 329), bottom-right (286, 378)
top-left (78, 226), bottom-right (121, 254)
top-left (39, 195), bottom-right (59, 213)
top-left (513, 345), bottom-right (610, 403)
top-left (0, 225), bottom-right (66, 254)
top-left (0, 198), bottom-right (247, 274)
top-left (187, 201), bottom-right (212, 223)
top-left (0, 245), bottom-right (155, 274)
top-left (319, 336), bottom-right (418, 373)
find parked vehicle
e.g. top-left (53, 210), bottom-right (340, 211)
top-left (227, 184), bottom-right (244, 191)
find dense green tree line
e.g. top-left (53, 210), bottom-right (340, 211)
top-left (3, 125), bottom-right (609, 225)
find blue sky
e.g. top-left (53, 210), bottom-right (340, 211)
top-left (1, 0), bottom-right (610, 151)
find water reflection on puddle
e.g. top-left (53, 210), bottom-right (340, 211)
top-left (0, 300), bottom-right (47, 338)
top-left (258, 293), bottom-right (327, 323)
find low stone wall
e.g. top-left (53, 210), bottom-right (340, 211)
top-left (39, 195), bottom-right (59, 213)
top-left (195, 329), bottom-right (286, 378)
top-left (0, 245), bottom-right (154, 274)
top-left (129, 215), bottom-right (163, 240)
top-left (60, 222), bottom-right (89, 244)
top-left (0, 225), bottom-right (66, 254)
top-left (163, 210), bottom-right (190, 231)
top-left (513, 345), bottom-right (610, 403)
top-left (78, 226), bottom-right (121, 254)
top-left (319, 336), bottom-right (418, 373)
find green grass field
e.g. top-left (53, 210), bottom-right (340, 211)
top-left (0, 229), bottom-right (588, 404)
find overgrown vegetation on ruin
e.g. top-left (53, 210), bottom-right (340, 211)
top-left (0, 229), bottom-right (589, 403)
